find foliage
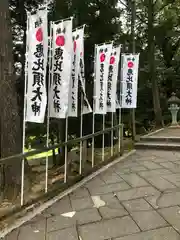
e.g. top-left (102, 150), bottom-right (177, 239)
top-left (9, 0), bottom-right (180, 140)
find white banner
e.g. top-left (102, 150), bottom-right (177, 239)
top-left (49, 19), bottom-right (73, 119)
top-left (79, 58), bottom-right (92, 115)
top-left (77, 28), bottom-right (92, 115)
top-left (116, 53), bottom-right (123, 109)
top-left (107, 45), bottom-right (121, 112)
top-left (26, 9), bottom-right (48, 123)
top-left (121, 54), bottom-right (140, 108)
top-left (68, 27), bottom-right (83, 117)
top-left (94, 43), bottom-right (112, 114)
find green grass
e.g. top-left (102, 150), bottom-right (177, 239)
top-left (25, 148), bottom-right (59, 160)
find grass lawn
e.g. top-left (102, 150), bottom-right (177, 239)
top-left (25, 148), bottom-right (59, 160)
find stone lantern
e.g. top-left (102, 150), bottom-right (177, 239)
top-left (168, 92), bottom-right (180, 126)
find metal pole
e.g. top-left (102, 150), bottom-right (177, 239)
top-left (64, 116), bottom-right (68, 183)
top-left (131, 0), bottom-right (136, 141)
top-left (79, 25), bottom-right (85, 175)
top-left (79, 97), bottom-right (83, 174)
top-left (111, 112), bottom-right (114, 156)
top-left (102, 114), bottom-right (105, 161)
top-left (118, 108), bottom-right (121, 153)
top-left (92, 45), bottom-right (97, 168)
top-left (21, 12), bottom-right (29, 206)
top-left (118, 46), bottom-right (123, 154)
top-left (45, 21), bottom-right (53, 193)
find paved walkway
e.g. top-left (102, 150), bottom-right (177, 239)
top-left (5, 149), bottom-right (180, 239)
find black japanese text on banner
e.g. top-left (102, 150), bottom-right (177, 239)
top-left (26, 9), bottom-right (48, 123)
top-left (49, 19), bottom-right (73, 119)
top-left (107, 45), bottom-right (121, 112)
top-left (77, 28), bottom-right (92, 115)
top-left (94, 43), bottom-right (112, 114)
top-left (68, 27), bottom-right (83, 117)
top-left (121, 54), bottom-right (140, 109)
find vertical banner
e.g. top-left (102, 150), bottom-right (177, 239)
top-left (116, 53), bottom-right (123, 109)
top-left (107, 45), bottom-right (121, 112)
top-left (68, 27), bottom-right (83, 117)
top-left (49, 18), bottom-right (73, 119)
top-left (26, 9), bottom-right (48, 123)
top-left (77, 28), bottom-right (92, 115)
top-left (94, 43), bottom-right (112, 114)
top-left (121, 54), bottom-right (140, 108)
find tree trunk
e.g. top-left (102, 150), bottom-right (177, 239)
top-left (0, 0), bottom-right (24, 200)
top-left (148, 0), bottom-right (164, 128)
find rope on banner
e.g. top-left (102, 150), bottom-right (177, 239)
top-left (45, 21), bottom-right (53, 193)
top-left (21, 12), bottom-right (30, 206)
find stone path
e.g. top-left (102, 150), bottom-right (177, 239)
top-left (5, 149), bottom-right (180, 239)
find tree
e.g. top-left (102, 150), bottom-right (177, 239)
top-left (147, 0), bottom-right (164, 127)
top-left (0, 0), bottom-right (23, 199)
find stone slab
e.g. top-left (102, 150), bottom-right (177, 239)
top-left (47, 215), bottom-right (75, 233)
top-left (18, 219), bottom-right (46, 240)
top-left (47, 227), bottom-right (78, 240)
top-left (162, 173), bottom-right (180, 187)
top-left (130, 210), bottom-right (168, 231)
top-left (78, 216), bottom-right (140, 240)
top-left (116, 186), bottom-right (159, 201)
top-left (138, 169), bottom-right (172, 178)
top-left (89, 182), bottom-right (131, 196)
top-left (145, 191), bottom-right (180, 209)
top-left (84, 177), bottom-right (105, 190)
top-left (141, 161), bottom-right (162, 170)
top-left (145, 176), bottom-right (176, 191)
top-left (69, 187), bottom-right (90, 200)
top-left (121, 173), bottom-right (149, 187)
top-left (159, 162), bottom-right (180, 173)
top-left (122, 198), bottom-right (153, 212)
top-left (158, 206), bottom-right (180, 233)
top-left (43, 196), bottom-right (72, 217)
top-left (70, 197), bottom-right (93, 211)
top-left (115, 227), bottom-right (180, 240)
top-left (75, 208), bottom-right (101, 225)
top-left (100, 172), bottom-right (124, 184)
top-left (5, 229), bottom-right (19, 240)
top-left (99, 204), bottom-right (128, 219)
top-left (100, 193), bottom-right (122, 206)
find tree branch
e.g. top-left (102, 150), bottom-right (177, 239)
top-left (119, 0), bottom-right (148, 24)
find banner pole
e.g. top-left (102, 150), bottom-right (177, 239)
top-left (79, 94), bottom-right (83, 174)
top-left (119, 108), bottom-right (122, 153)
top-left (79, 26), bottom-right (85, 175)
top-left (45, 21), bottom-right (53, 193)
top-left (111, 112), bottom-right (114, 157)
top-left (64, 116), bottom-right (68, 183)
top-left (102, 114), bottom-right (105, 161)
top-left (21, 12), bottom-right (29, 206)
top-left (79, 90), bottom-right (83, 174)
top-left (92, 44), bottom-right (97, 168)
